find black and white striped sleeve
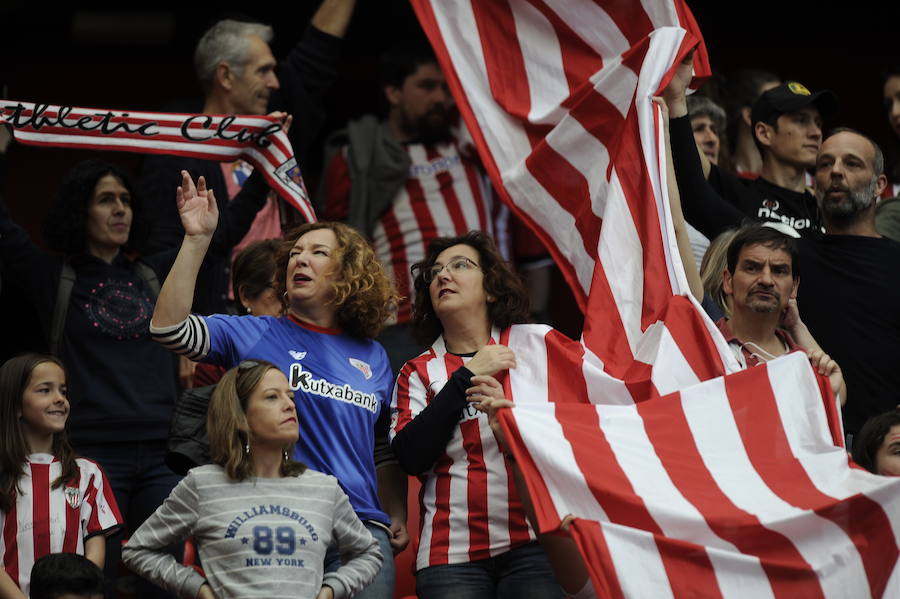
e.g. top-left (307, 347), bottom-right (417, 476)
top-left (149, 315), bottom-right (211, 360)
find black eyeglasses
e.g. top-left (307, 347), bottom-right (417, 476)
top-left (424, 257), bottom-right (481, 283)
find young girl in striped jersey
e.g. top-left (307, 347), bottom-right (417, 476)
top-left (0, 354), bottom-right (122, 598)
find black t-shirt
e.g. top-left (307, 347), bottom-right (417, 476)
top-left (797, 235), bottom-right (900, 435)
top-left (709, 169), bottom-right (822, 238)
top-left (671, 114), bottom-right (900, 435)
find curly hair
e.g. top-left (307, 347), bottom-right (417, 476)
top-left (44, 160), bottom-right (142, 255)
top-left (207, 360), bottom-right (305, 482)
top-left (273, 222), bottom-right (398, 339)
top-left (0, 354), bottom-right (77, 512)
top-left (410, 231), bottom-right (530, 345)
top-left (852, 409), bottom-right (900, 474)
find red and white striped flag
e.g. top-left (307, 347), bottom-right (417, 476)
top-left (412, 1), bottom-right (900, 596)
top-left (0, 101), bottom-right (316, 223)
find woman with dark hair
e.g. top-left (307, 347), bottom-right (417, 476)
top-left (124, 360), bottom-right (382, 599)
top-left (232, 239), bottom-right (282, 316)
top-left (0, 158), bottom-right (270, 596)
top-left (852, 410), bottom-right (900, 476)
top-left (190, 239), bottom-right (283, 389)
top-left (390, 230), bottom-right (566, 599)
top-left (150, 172), bottom-right (408, 599)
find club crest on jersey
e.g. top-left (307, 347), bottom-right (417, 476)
top-left (289, 350), bottom-right (306, 360)
top-left (349, 358), bottom-right (372, 380)
top-left (64, 486), bottom-right (81, 509)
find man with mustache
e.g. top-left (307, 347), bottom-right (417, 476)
top-left (320, 42), bottom-right (505, 373)
top-left (717, 225), bottom-right (805, 367)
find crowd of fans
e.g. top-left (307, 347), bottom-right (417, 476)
top-left (1, 2), bottom-right (899, 598)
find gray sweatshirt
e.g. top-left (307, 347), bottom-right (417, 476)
top-left (122, 465), bottom-right (382, 599)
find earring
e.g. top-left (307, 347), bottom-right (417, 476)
top-left (283, 449), bottom-right (290, 462)
top-left (246, 306), bottom-right (252, 314)
top-left (244, 439), bottom-right (251, 455)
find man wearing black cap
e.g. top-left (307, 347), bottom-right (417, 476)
top-left (665, 66), bottom-right (837, 239)
top-left (663, 57), bottom-right (900, 444)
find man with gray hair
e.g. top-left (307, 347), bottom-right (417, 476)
top-left (138, 0), bottom-right (356, 316)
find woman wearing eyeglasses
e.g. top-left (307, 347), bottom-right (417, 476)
top-left (389, 231), bottom-right (565, 599)
top-left (148, 173), bottom-right (407, 599)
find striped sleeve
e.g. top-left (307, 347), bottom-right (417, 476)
top-left (150, 315), bottom-right (210, 360)
top-left (321, 480), bottom-right (382, 599)
top-left (122, 473), bottom-right (206, 599)
top-left (79, 460), bottom-right (123, 539)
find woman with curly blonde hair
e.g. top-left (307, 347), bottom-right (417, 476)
top-left (149, 173), bottom-right (407, 599)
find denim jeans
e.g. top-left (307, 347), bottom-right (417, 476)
top-left (324, 521), bottom-right (395, 599)
top-left (415, 541), bottom-right (564, 599)
top-left (75, 440), bottom-right (182, 599)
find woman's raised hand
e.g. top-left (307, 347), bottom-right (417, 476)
top-left (176, 170), bottom-right (218, 238)
top-left (466, 344), bottom-right (516, 376)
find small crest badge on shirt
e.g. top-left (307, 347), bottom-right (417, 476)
top-left (64, 486), bottom-right (81, 509)
top-left (348, 358), bottom-right (372, 380)
top-left (289, 350), bottom-right (306, 360)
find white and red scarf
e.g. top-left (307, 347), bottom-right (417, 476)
top-left (0, 100), bottom-right (316, 223)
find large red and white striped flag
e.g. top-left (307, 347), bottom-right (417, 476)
top-left (412, 1), bottom-right (900, 596)
top-left (0, 101), bottom-right (316, 222)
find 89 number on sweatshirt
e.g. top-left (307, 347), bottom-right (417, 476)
top-left (253, 525), bottom-right (296, 555)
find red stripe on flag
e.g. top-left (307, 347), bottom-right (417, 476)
top-left (616, 101), bottom-right (675, 330)
top-left (522, 0), bottom-right (605, 93)
top-left (524, 141), bottom-right (599, 262)
top-left (637, 392), bottom-right (826, 598)
top-left (470, 1), bottom-right (531, 121)
top-left (552, 404), bottom-right (724, 597)
top-left (545, 329), bottom-right (591, 405)
top-left (581, 262), bottom-right (636, 378)
top-left (657, 296), bottom-right (727, 381)
top-left (598, 1), bottom-right (655, 49)
top-left (568, 520), bottom-right (626, 599)
top-left (726, 367), bottom-right (899, 595)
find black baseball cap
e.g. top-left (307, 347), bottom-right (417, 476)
top-left (751, 81), bottom-right (839, 125)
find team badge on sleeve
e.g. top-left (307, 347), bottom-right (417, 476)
top-left (348, 358), bottom-right (372, 380)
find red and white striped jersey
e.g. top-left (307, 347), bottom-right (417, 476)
top-left (1, 454), bottom-right (122, 594)
top-left (325, 140), bottom-right (500, 324)
top-left (391, 328), bottom-right (534, 570)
